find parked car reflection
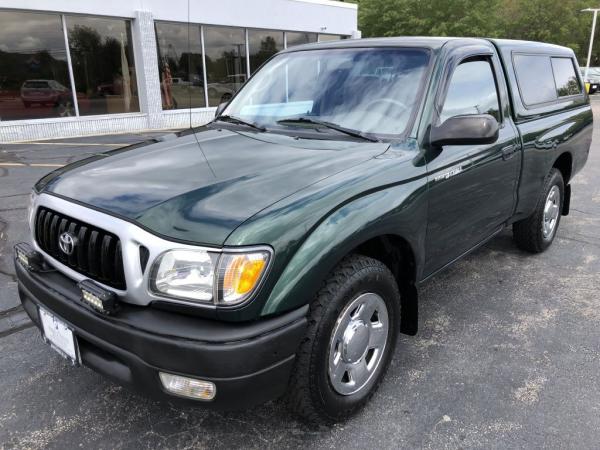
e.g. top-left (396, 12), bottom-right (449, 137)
top-left (207, 74), bottom-right (246, 104)
top-left (21, 79), bottom-right (69, 106)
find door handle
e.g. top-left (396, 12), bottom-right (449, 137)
top-left (501, 145), bottom-right (517, 160)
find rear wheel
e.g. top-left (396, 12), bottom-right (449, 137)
top-left (287, 254), bottom-right (400, 424)
top-left (513, 168), bottom-right (564, 253)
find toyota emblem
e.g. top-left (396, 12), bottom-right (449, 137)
top-left (58, 232), bottom-right (77, 255)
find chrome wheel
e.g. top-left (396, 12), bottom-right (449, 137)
top-left (328, 292), bottom-right (389, 396)
top-left (543, 185), bottom-right (560, 239)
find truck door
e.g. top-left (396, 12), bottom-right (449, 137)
top-left (423, 50), bottom-right (521, 277)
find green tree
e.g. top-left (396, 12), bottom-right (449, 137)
top-left (356, 0), bottom-right (502, 38)
top-left (355, 0), bottom-right (600, 65)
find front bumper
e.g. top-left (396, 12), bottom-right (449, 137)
top-left (15, 259), bottom-right (307, 410)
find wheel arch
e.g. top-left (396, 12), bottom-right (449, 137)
top-left (259, 180), bottom-right (427, 334)
top-left (262, 230), bottom-right (422, 336)
top-left (353, 234), bottom-right (419, 335)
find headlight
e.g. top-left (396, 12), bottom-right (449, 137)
top-left (149, 248), bottom-right (271, 306)
top-left (151, 250), bottom-right (218, 302)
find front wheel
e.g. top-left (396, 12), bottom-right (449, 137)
top-left (513, 168), bottom-right (564, 253)
top-left (286, 254), bottom-right (400, 424)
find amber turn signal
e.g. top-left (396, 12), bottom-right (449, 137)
top-left (218, 251), bottom-right (270, 304)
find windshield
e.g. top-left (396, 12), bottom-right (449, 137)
top-left (222, 48), bottom-right (430, 137)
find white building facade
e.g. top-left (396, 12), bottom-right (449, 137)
top-left (0, 0), bottom-right (359, 142)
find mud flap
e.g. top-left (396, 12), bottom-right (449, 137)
top-left (563, 184), bottom-right (571, 216)
top-left (399, 283), bottom-right (418, 336)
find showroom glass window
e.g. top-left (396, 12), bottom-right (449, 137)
top-left (155, 22), bottom-right (206, 109)
top-left (204, 26), bottom-right (247, 106)
top-left (248, 29), bottom-right (284, 74)
top-left (286, 32), bottom-right (318, 48)
top-left (0, 11), bottom-right (74, 121)
top-left (66, 16), bottom-right (139, 116)
top-left (318, 34), bottom-right (343, 42)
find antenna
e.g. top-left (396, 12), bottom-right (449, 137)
top-left (188, 0), bottom-right (217, 179)
top-left (187, 0), bottom-right (192, 130)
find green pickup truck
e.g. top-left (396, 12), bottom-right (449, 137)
top-left (15, 37), bottom-right (592, 423)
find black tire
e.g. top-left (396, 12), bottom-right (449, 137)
top-left (286, 254), bottom-right (400, 425)
top-left (513, 168), bottom-right (564, 253)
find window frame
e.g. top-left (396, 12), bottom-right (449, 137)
top-left (512, 52), bottom-right (585, 110)
top-left (435, 53), bottom-right (505, 128)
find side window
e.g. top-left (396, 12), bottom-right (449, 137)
top-left (551, 57), bottom-right (581, 97)
top-left (440, 59), bottom-right (500, 123)
top-left (514, 54), bottom-right (582, 107)
top-left (513, 55), bottom-right (556, 105)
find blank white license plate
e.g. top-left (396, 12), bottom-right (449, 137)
top-left (39, 307), bottom-right (79, 364)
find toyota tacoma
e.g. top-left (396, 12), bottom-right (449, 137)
top-left (15, 37), bottom-right (592, 423)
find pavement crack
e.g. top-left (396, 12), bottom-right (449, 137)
top-left (558, 235), bottom-right (600, 248)
top-left (571, 208), bottom-right (598, 216)
top-left (0, 304), bottom-right (24, 318)
top-left (0, 192), bottom-right (29, 199)
top-left (0, 321), bottom-right (33, 338)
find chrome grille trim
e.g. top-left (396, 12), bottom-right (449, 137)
top-left (35, 207), bottom-right (126, 290)
top-left (30, 193), bottom-right (220, 308)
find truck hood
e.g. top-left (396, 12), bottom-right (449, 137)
top-left (38, 128), bottom-right (389, 245)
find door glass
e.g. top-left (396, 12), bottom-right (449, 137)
top-left (440, 59), bottom-right (500, 123)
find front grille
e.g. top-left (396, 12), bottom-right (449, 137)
top-left (34, 207), bottom-right (126, 290)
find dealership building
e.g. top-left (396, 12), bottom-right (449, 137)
top-left (0, 0), bottom-right (359, 142)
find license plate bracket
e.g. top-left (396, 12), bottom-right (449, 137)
top-left (39, 307), bottom-right (80, 365)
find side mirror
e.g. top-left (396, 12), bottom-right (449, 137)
top-left (215, 102), bottom-right (228, 118)
top-left (430, 114), bottom-right (499, 147)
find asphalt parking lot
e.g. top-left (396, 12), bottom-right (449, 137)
top-left (1, 102), bottom-right (599, 449)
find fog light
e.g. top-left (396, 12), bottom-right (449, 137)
top-left (159, 372), bottom-right (216, 401)
top-left (14, 243), bottom-right (43, 271)
top-left (78, 280), bottom-right (119, 315)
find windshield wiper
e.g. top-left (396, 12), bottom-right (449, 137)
top-left (276, 117), bottom-right (379, 142)
top-left (214, 115), bottom-right (266, 132)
